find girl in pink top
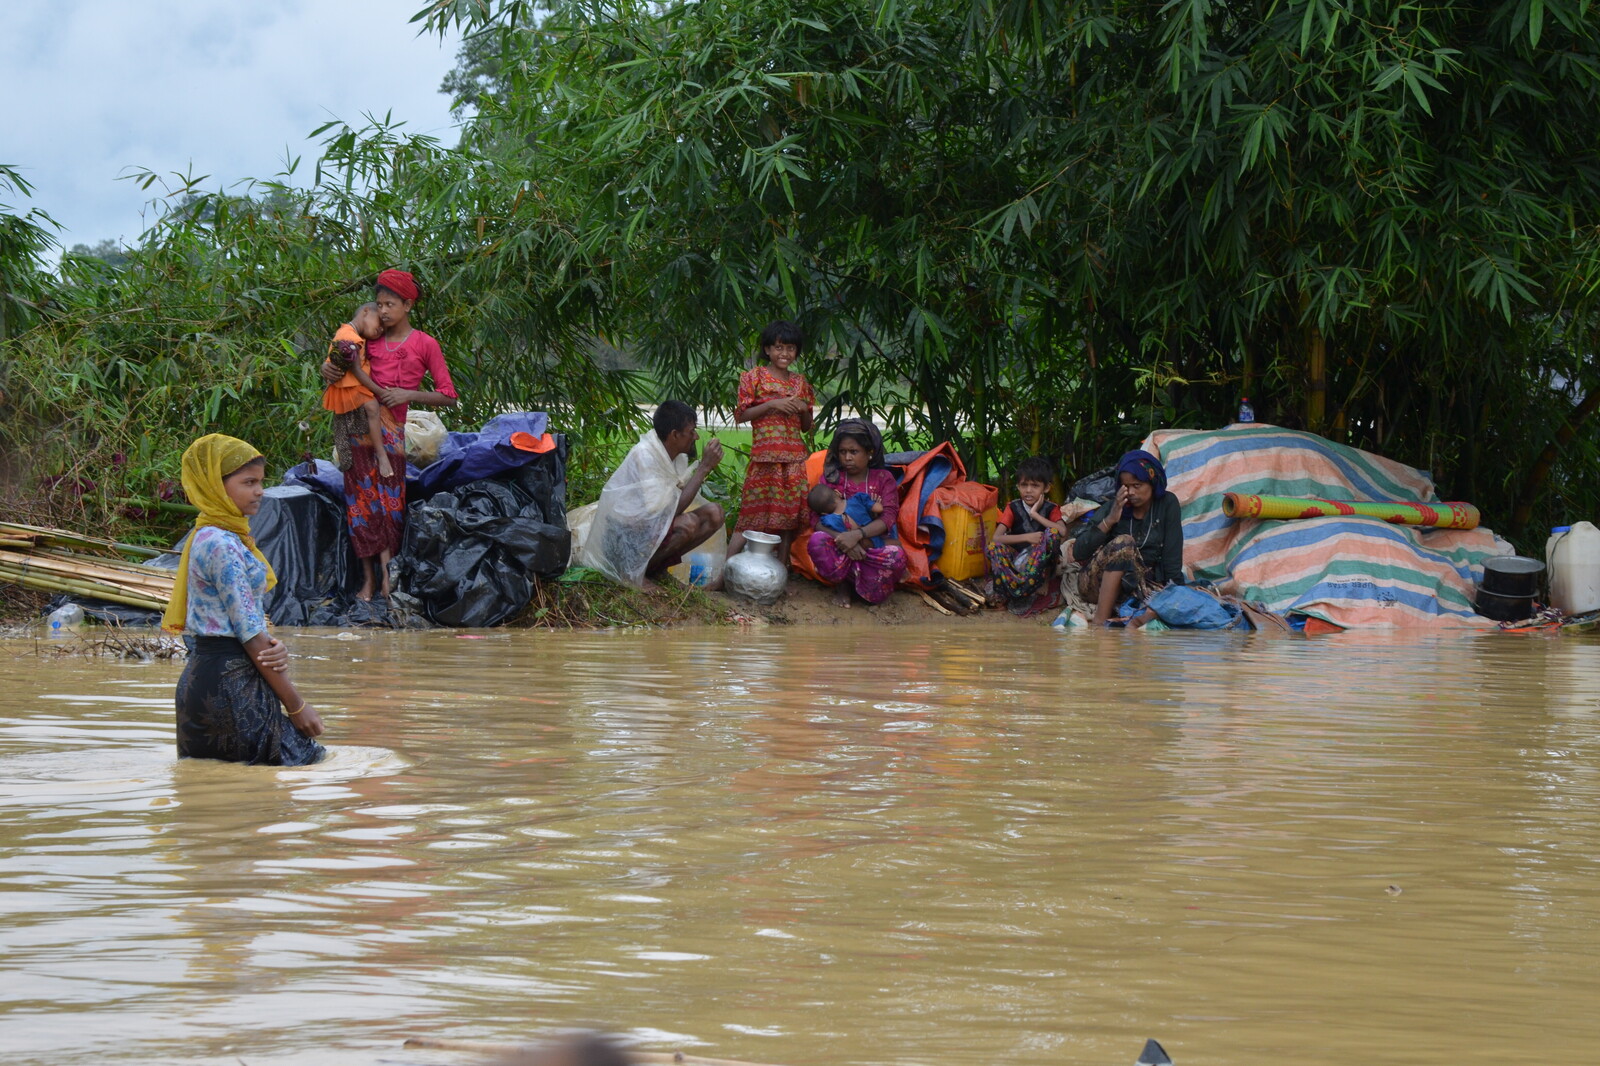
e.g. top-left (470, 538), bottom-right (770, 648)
top-left (323, 269), bottom-right (458, 600)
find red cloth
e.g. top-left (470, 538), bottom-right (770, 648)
top-left (365, 329), bottom-right (456, 423)
top-left (892, 444), bottom-right (999, 587)
top-left (344, 423), bottom-right (405, 559)
top-left (376, 269), bottom-right (419, 301)
top-left (995, 500), bottom-right (1061, 528)
top-left (735, 460), bottom-right (809, 533)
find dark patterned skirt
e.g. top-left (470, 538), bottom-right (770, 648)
top-left (1077, 533), bottom-right (1155, 603)
top-left (175, 637), bottom-right (324, 766)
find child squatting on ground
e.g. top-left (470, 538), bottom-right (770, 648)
top-left (808, 483), bottom-right (885, 548)
top-left (322, 302), bottom-right (393, 478)
top-left (985, 456), bottom-right (1068, 606)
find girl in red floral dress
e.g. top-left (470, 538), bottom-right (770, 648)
top-left (730, 320), bottom-right (815, 561)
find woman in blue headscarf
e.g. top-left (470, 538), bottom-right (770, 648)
top-left (1072, 449), bottom-right (1185, 624)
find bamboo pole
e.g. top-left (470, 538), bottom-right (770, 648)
top-left (0, 565), bottom-right (166, 600)
top-left (0, 570), bottom-right (166, 610)
top-left (0, 548), bottom-right (174, 578)
top-left (0, 560), bottom-right (171, 600)
top-left (0, 521), bottom-right (177, 558)
top-left (111, 497), bottom-right (200, 516)
top-left (4, 551), bottom-right (176, 588)
top-left (0, 553), bottom-right (173, 595)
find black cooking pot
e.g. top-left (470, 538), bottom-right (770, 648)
top-left (1475, 587), bottom-right (1535, 622)
top-left (1480, 555), bottom-right (1544, 598)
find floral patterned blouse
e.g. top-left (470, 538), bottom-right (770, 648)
top-left (736, 365), bottom-right (815, 463)
top-left (184, 526), bottom-right (268, 643)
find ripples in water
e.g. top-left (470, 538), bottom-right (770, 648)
top-left (1, 628), bottom-right (1598, 1064)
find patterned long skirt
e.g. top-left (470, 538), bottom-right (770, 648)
top-left (1076, 534), bottom-right (1154, 602)
top-left (985, 530), bottom-right (1063, 601)
top-left (808, 532), bottom-right (907, 605)
top-left (735, 459), bottom-right (808, 534)
top-left (175, 637), bottom-right (324, 766)
top-left (344, 422), bottom-right (405, 559)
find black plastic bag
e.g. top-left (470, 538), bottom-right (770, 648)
top-left (392, 490), bottom-right (570, 627)
top-left (391, 446), bottom-right (572, 627)
top-left (252, 484), bottom-right (381, 627)
top-left (260, 437), bottom-right (569, 628)
top-left (45, 592), bottom-right (163, 628)
top-left (1070, 466), bottom-right (1118, 504)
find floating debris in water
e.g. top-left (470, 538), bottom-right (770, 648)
top-left (1136, 1038), bottom-right (1173, 1065)
top-left (40, 630), bottom-right (185, 661)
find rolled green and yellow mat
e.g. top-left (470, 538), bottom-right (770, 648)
top-left (1221, 494), bottom-right (1480, 529)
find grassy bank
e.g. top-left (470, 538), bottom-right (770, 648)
top-left (515, 568), bottom-right (736, 629)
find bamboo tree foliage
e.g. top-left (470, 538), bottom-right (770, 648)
top-left (4, 0), bottom-right (1599, 547)
top-left (421, 0), bottom-right (1600, 536)
top-left (0, 122), bottom-right (643, 534)
top-left (0, 166), bottom-right (59, 343)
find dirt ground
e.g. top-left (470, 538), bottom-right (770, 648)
top-left (2, 577), bottom-right (1060, 632)
top-left (727, 576), bottom-right (1061, 627)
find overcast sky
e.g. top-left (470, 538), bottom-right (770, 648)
top-left (2, 1), bottom-right (463, 252)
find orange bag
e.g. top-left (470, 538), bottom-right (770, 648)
top-left (894, 445), bottom-right (999, 587)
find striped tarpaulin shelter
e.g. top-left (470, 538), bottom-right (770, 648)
top-left (1143, 424), bottom-right (1511, 629)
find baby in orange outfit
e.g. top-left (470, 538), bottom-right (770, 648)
top-left (322, 302), bottom-right (391, 476)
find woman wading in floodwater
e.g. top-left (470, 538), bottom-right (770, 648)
top-left (164, 434), bottom-right (325, 765)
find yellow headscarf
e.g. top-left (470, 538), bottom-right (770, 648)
top-left (161, 434), bottom-right (278, 633)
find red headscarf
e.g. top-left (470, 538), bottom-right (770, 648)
top-left (376, 268), bottom-right (419, 302)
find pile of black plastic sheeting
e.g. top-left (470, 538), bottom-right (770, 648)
top-left (262, 412), bottom-right (570, 628)
top-left (390, 444), bottom-right (570, 626)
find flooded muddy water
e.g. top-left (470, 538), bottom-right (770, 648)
top-left (2, 625), bottom-right (1599, 1066)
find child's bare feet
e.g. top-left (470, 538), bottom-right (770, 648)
top-left (377, 454), bottom-right (395, 478)
top-left (355, 581), bottom-right (374, 602)
top-left (831, 585), bottom-right (852, 608)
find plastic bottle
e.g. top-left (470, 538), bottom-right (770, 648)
top-left (1238, 397), bottom-right (1255, 423)
top-left (1546, 525), bottom-right (1571, 591)
top-left (686, 551), bottom-right (714, 587)
top-left (46, 603), bottom-right (85, 636)
top-left (1549, 520), bottom-right (1600, 616)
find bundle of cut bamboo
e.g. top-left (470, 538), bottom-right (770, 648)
top-left (0, 522), bottom-right (175, 610)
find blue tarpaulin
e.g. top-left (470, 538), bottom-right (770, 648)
top-left (287, 411), bottom-right (553, 503)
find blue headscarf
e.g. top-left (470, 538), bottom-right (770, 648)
top-left (1115, 449), bottom-right (1168, 498)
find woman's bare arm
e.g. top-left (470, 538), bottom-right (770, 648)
top-left (242, 633), bottom-right (323, 737)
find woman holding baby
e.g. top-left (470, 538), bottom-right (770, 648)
top-left (806, 420), bottom-right (907, 606)
top-left (320, 268), bottom-right (458, 600)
